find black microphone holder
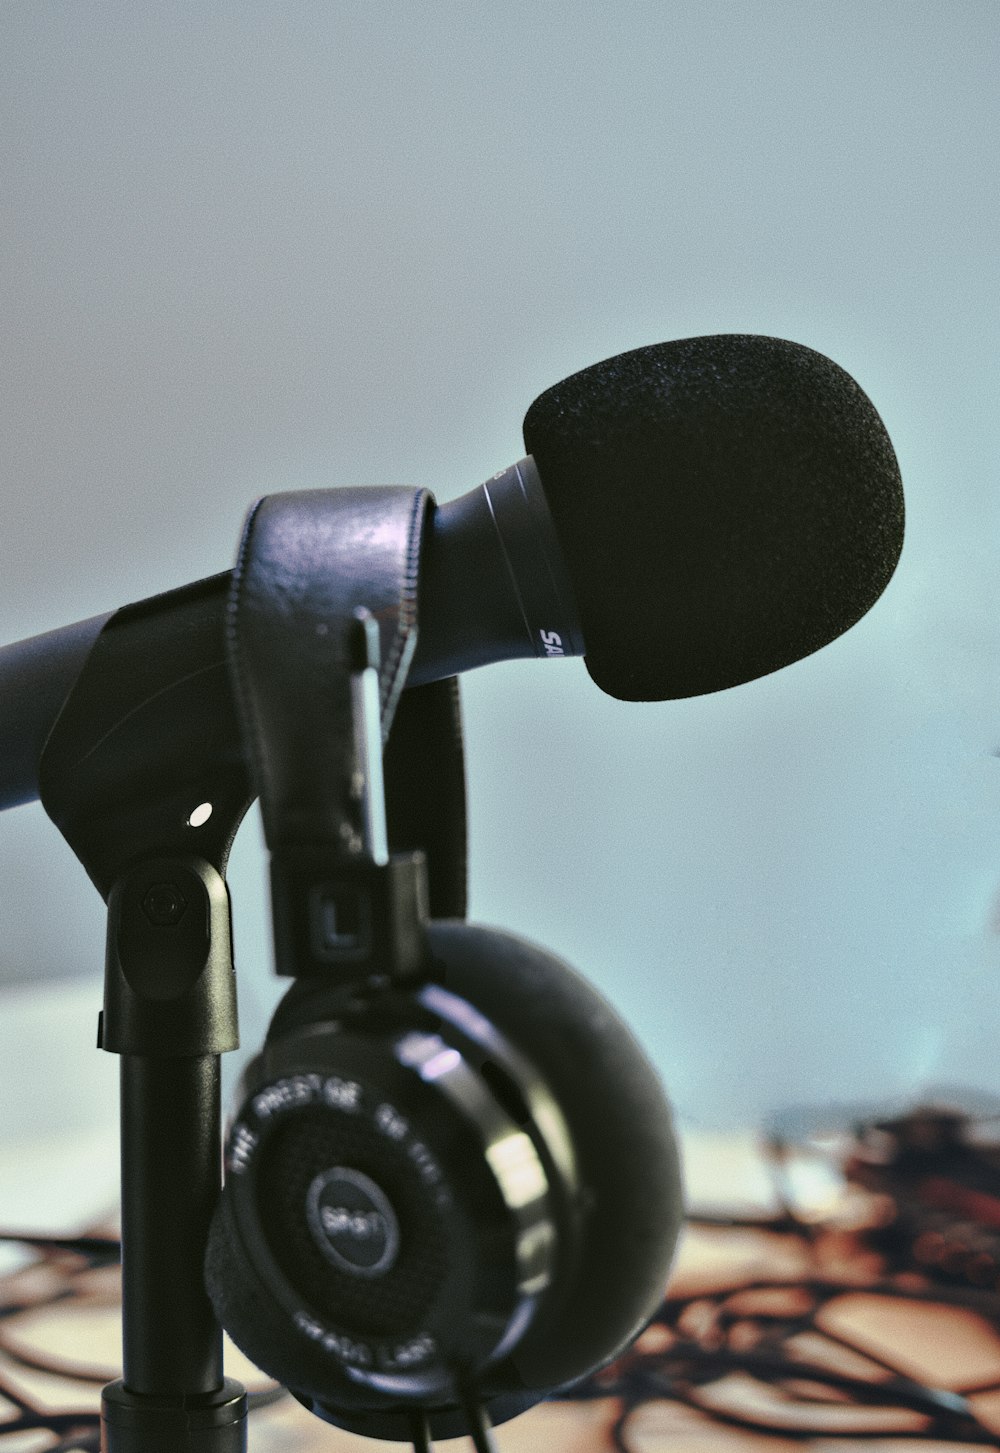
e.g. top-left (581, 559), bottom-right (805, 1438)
top-left (40, 582), bottom-right (255, 1452)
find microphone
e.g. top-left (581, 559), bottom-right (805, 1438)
top-left (415, 333), bottom-right (904, 700)
top-left (528, 332), bottom-right (904, 700)
top-left (0, 334), bottom-right (903, 809)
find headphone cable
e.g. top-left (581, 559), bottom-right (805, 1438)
top-left (458, 1387), bottom-right (500, 1453)
top-left (408, 1410), bottom-right (433, 1453)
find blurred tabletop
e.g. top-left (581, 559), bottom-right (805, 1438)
top-left (2, 1128), bottom-right (1000, 1450)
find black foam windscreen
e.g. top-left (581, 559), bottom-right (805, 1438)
top-left (522, 334), bottom-right (904, 701)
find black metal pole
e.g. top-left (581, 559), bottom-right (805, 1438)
top-left (119, 1055), bottom-right (223, 1395)
top-left (100, 857), bottom-right (248, 1452)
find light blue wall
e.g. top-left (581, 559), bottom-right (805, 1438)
top-left (1, 2), bottom-right (997, 1127)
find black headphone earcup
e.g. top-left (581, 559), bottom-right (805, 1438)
top-left (207, 1194), bottom-right (540, 1442)
top-left (425, 921), bottom-right (682, 1391)
top-left (206, 920), bottom-right (682, 1420)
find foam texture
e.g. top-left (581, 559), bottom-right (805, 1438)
top-left (522, 334), bottom-right (904, 700)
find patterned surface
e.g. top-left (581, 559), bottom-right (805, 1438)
top-left (4, 1129), bottom-right (1000, 1449)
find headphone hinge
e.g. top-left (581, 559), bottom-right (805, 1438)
top-left (269, 845), bottom-right (429, 984)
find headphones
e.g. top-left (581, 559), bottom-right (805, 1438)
top-left (203, 488), bottom-right (683, 1446)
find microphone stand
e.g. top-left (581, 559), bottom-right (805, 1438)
top-left (34, 494), bottom-right (469, 1449)
top-left (39, 576), bottom-right (255, 1452)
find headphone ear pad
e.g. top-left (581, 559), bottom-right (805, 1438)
top-left (206, 1176), bottom-right (381, 1416)
top-left (427, 920), bottom-right (683, 1392)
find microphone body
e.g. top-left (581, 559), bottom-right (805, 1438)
top-left (407, 455), bottom-right (585, 682)
top-left (0, 334), bottom-right (904, 811)
top-left (0, 610), bottom-right (114, 811)
top-left (0, 459), bottom-right (578, 812)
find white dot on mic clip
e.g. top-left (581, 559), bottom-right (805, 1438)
top-left (187, 802), bottom-right (213, 828)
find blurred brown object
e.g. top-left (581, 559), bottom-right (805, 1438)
top-left (6, 1112), bottom-right (1000, 1449)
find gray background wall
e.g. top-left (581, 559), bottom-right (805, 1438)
top-left (1, 2), bottom-right (997, 1130)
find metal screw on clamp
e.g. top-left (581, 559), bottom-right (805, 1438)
top-left (141, 882), bottom-right (188, 926)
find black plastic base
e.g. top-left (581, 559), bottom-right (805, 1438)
top-left (101, 1378), bottom-right (248, 1453)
